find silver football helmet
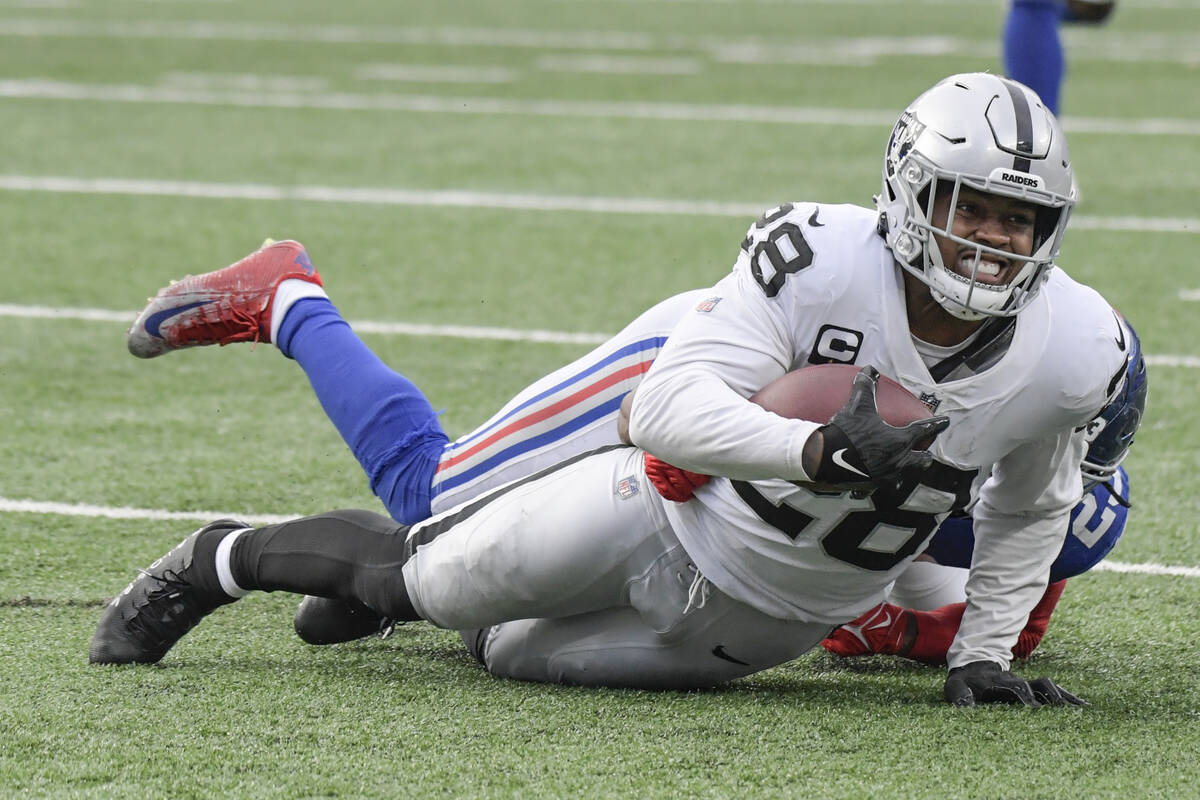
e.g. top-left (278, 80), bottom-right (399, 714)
top-left (876, 73), bottom-right (1076, 320)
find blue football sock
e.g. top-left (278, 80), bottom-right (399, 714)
top-left (277, 298), bottom-right (448, 524)
top-left (1004, 0), bottom-right (1066, 114)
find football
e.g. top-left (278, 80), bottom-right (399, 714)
top-left (750, 363), bottom-right (936, 433)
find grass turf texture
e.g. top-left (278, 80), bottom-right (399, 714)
top-left (2, 0), bottom-right (1199, 797)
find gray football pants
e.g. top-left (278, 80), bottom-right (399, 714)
top-left (403, 446), bottom-right (832, 689)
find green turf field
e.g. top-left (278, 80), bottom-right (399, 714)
top-left (2, 0), bottom-right (1198, 796)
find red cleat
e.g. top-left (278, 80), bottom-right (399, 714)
top-left (822, 601), bottom-right (915, 658)
top-left (127, 239), bottom-right (322, 358)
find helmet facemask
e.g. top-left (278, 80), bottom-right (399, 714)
top-left (877, 74), bottom-right (1077, 321)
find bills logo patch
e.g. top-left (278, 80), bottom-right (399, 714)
top-left (617, 475), bottom-right (640, 499)
top-left (695, 297), bottom-right (722, 313)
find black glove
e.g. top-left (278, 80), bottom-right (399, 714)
top-left (810, 366), bottom-right (950, 488)
top-left (944, 660), bottom-right (1088, 707)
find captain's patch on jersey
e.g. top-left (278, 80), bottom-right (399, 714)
top-left (695, 296), bottom-right (723, 314)
top-left (616, 475), bottom-right (640, 499)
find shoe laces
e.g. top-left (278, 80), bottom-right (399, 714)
top-left (176, 297), bottom-right (266, 347)
top-left (126, 566), bottom-right (217, 646)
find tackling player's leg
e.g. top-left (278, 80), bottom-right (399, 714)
top-left (90, 509), bottom-right (420, 665)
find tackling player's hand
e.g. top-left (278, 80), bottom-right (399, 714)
top-left (943, 660), bottom-right (1088, 707)
top-left (643, 453), bottom-right (709, 502)
top-left (806, 366), bottom-right (949, 489)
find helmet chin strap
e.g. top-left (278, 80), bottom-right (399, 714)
top-left (929, 286), bottom-right (987, 322)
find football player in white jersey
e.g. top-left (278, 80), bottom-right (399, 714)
top-left (92, 73), bottom-right (1129, 706)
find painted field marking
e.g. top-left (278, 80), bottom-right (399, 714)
top-left (354, 64), bottom-right (519, 84)
top-left (0, 303), bottom-right (610, 345)
top-left (534, 54), bottom-right (704, 75)
top-left (1, 304), bottom-right (1197, 364)
top-left (2, 78), bottom-right (1199, 137)
top-left (0, 175), bottom-right (1198, 235)
top-left (160, 72), bottom-right (330, 92)
top-left (4, 495), bottom-right (1196, 578)
top-left (1, 17), bottom-right (1198, 66)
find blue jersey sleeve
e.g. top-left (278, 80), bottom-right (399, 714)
top-left (1051, 466), bottom-right (1130, 581)
top-left (922, 466), bottom-right (1130, 581)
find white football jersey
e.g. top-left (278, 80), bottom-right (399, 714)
top-left (629, 202), bottom-right (1127, 667)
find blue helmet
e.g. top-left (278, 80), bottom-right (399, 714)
top-left (1080, 316), bottom-right (1148, 491)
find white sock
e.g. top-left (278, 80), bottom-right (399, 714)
top-left (270, 278), bottom-right (330, 347)
top-left (214, 528), bottom-right (253, 598)
top-left (887, 560), bottom-right (968, 610)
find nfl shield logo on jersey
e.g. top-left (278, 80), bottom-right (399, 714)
top-left (695, 297), bottom-right (723, 314)
top-left (919, 392), bottom-right (942, 412)
top-left (616, 475), bottom-right (640, 499)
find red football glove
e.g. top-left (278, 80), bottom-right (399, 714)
top-left (643, 453), bottom-right (710, 502)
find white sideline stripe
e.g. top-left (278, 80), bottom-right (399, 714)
top-left (2, 18), bottom-right (1199, 64)
top-left (354, 64), bottom-right (519, 84)
top-left (535, 54), bottom-right (704, 75)
top-left (0, 303), bottom-right (612, 345)
top-left (2, 78), bottom-right (1200, 138)
top-left (1, 175), bottom-right (1198, 236)
top-left (1092, 560), bottom-right (1200, 579)
top-left (2, 304), bottom-right (1199, 364)
top-left (161, 72), bottom-right (330, 92)
top-left (3, 496), bottom-right (1197, 578)
top-left (556, 0), bottom-right (1200, 7)
top-left (1180, 289), bottom-right (1200, 301)
top-left (1145, 354), bottom-right (1200, 368)
top-left (0, 497), bottom-right (297, 526)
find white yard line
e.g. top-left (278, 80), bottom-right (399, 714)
top-left (1180, 289), bottom-right (1200, 301)
top-left (1145, 354), bottom-right (1200, 368)
top-left (1, 175), bottom-right (1198, 236)
top-left (0, 303), bottom-right (610, 344)
top-left (1091, 560), bottom-right (1200, 579)
top-left (160, 72), bottom-right (330, 92)
top-left (0, 497), bottom-right (297, 526)
top-left (354, 64), bottom-right (519, 84)
top-left (1, 18), bottom-right (1198, 65)
top-left (535, 54), bottom-right (704, 75)
top-left (554, 0), bottom-right (1200, 7)
top-left (4, 495), bottom-right (1196, 577)
top-left (1, 304), bottom-right (1197, 364)
top-left (2, 78), bottom-right (1198, 137)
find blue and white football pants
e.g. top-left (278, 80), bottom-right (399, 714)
top-left (277, 290), bottom-right (707, 525)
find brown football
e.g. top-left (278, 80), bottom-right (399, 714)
top-left (750, 364), bottom-right (936, 440)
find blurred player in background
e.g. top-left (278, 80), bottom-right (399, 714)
top-left (1005, 0), bottom-right (1117, 113)
top-left (94, 73), bottom-right (1129, 706)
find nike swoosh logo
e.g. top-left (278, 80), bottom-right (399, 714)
top-left (712, 645), bottom-right (750, 666)
top-left (831, 448), bottom-right (869, 478)
top-left (1112, 310), bottom-right (1126, 351)
top-left (866, 612), bottom-right (892, 632)
top-left (144, 300), bottom-right (214, 337)
top-left (808, 207), bottom-right (824, 227)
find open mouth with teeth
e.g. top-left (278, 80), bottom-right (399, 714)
top-left (952, 250), bottom-right (1013, 288)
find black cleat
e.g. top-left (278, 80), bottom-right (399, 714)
top-left (89, 519), bottom-right (248, 664)
top-left (293, 595), bottom-right (392, 645)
